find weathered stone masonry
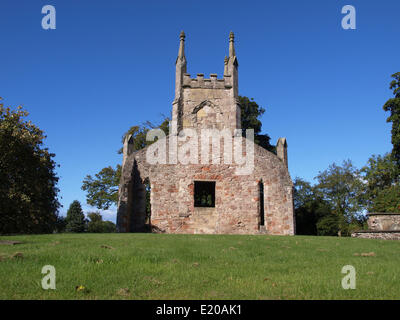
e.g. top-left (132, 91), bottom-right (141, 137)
top-left (352, 213), bottom-right (400, 240)
top-left (117, 32), bottom-right (295, 235)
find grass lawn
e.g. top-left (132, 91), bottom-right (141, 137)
top-left (0, 233), bottom-right (399, 299)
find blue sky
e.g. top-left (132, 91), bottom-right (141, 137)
top-left (1, 0), bottom-right (399, 222)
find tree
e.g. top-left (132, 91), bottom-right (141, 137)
top-left (238, 96), bottom-right (275, 152)
top-left (117, 117), bottom-right (170, 154)
top-left (0, 98), bottom-right (60, 234)
top-left (316, 215), bottom-right (339, 236)
top-left (293, 177), bottom-right (314, 210)
top-left (82, 165), bottom-right (121, 210)
top-left (82, 118), bottom-right (169, 210)
top-left (293, 177), bottom-right (333, 235)
top-left (383, 72), bottom-right (400, 165)
top-left (239, 96), bottom-right (264, 135)
top-left (54, 214), bottom-right (67, 233)
top-left (360, 153), bottom-right (399, 211)
top-left (314, 160), bottom-right (364, 236)
top-left (65, 200), bottom-right (86, 232)
top-left (87, 211), bottom-right (116, 233)
top-left (370, 185), bottom-right (400, 213)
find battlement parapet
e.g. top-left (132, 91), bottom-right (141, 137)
top-left (182, 73), bottom-right (232, 89)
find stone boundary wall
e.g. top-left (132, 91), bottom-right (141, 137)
top-left (367, 213), bottom-right (400, 231)
top-left (351, 213), bottom-right (400, 240)
top-left (351, 231), bottom-right (400, 240)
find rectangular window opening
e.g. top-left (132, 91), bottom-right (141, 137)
top-left (259, 180), bottom-right (265, 226)
top-left (194, 181), bottom-right (216, 207)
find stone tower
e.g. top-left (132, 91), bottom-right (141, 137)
top-left (172, 31), bottom-right (241, 133)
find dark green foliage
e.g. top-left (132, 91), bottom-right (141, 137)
top-left (102, 221), bottom-right (117, 233)
top-left (346, 216), bottom-right (368, 234)
top-left (65, 201), bottom-right (86, 233)
top-left (256, 134), bottom-right (276, 154)
top-left (294, 161), bottom-right (369, 237)
top-left (238, 96), bottom-right (264, 135)
top-left (314, 160), bottom-right (364, 236)
top-left (238, 96), bottom-right (275, 152)
top-left (370, 185), bottom-right (400, 213)
top-left (316, 215), bottom-right (339, 236)
top-left (82, 165), bottom-right (121, 210)
top-left (118, 117), bottom-right (170, 154)
top-left (360, 153), bottom-right (400, 211)
top-left (383, 72), bottom-right (400, 165)
top-left (0, 98), bottom-right (60, 234)
top-left (296, 199), bottom-right (333, 235)
top-left (54, 214), bottom-right (67, 233)
top-left (294, 178), bottom-right (333, 235)
top-left (293, 178), bottom-right (314, 210)
top-left (87, 212), bottom-right (116, 233)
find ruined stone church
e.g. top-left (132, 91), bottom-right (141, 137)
top-left (116, 32), bottom-right (295, 235)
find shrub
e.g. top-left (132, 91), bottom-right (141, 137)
top-left (87, 212), bottom-right (116, 233)
top-left (316, 215), bottom-right (339, 236)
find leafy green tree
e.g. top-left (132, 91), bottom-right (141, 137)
top-left (54, 214), bottom-right (67, 233)
top-left (383, 72), bottom-right (400, 165)
top-left (316, 215), bottom-right (339, 236)
top-left (82, 118), bottom-right (169, 210)
top-left (239, 96), bottom-right (264, 135)
top-left (293, 177), bottom-right (333, 235)
top-left (118, 117), bottom-right (170, 154)
top-left (0, 98), bottom-right (60, 234)
top-left (314, 160), bottom-right (364, 236)
top-left (65, 200), bottom-right (86, 233)
top-left (82, 165), bottom-right (121, 210)
top-left (293, 177), bottom-right (314, 210)
top-left (370, 185), bottom-right (400, 213)
top-left (87, 211), bottom-right (102, 223)
top-left (238, 96), bottom-right (275, 152)
top-left (87, 211), bottom-right (116, 233)
top-left (360, 153), bottom-right (399, 211)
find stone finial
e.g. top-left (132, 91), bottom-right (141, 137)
top-left (177, 30), bottom-right (186, 61)
top-left (276, 137), bottom-right (288, 168)
top-left (229, 31), bottom-right (235, 57)
top-left (224, 56), bottom-right (229, 75)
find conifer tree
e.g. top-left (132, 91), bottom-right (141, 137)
top-left (65, 200), bottom-right (86, 232)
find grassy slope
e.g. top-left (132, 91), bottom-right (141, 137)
top-left (0, 233), bottom-right (399, 300)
